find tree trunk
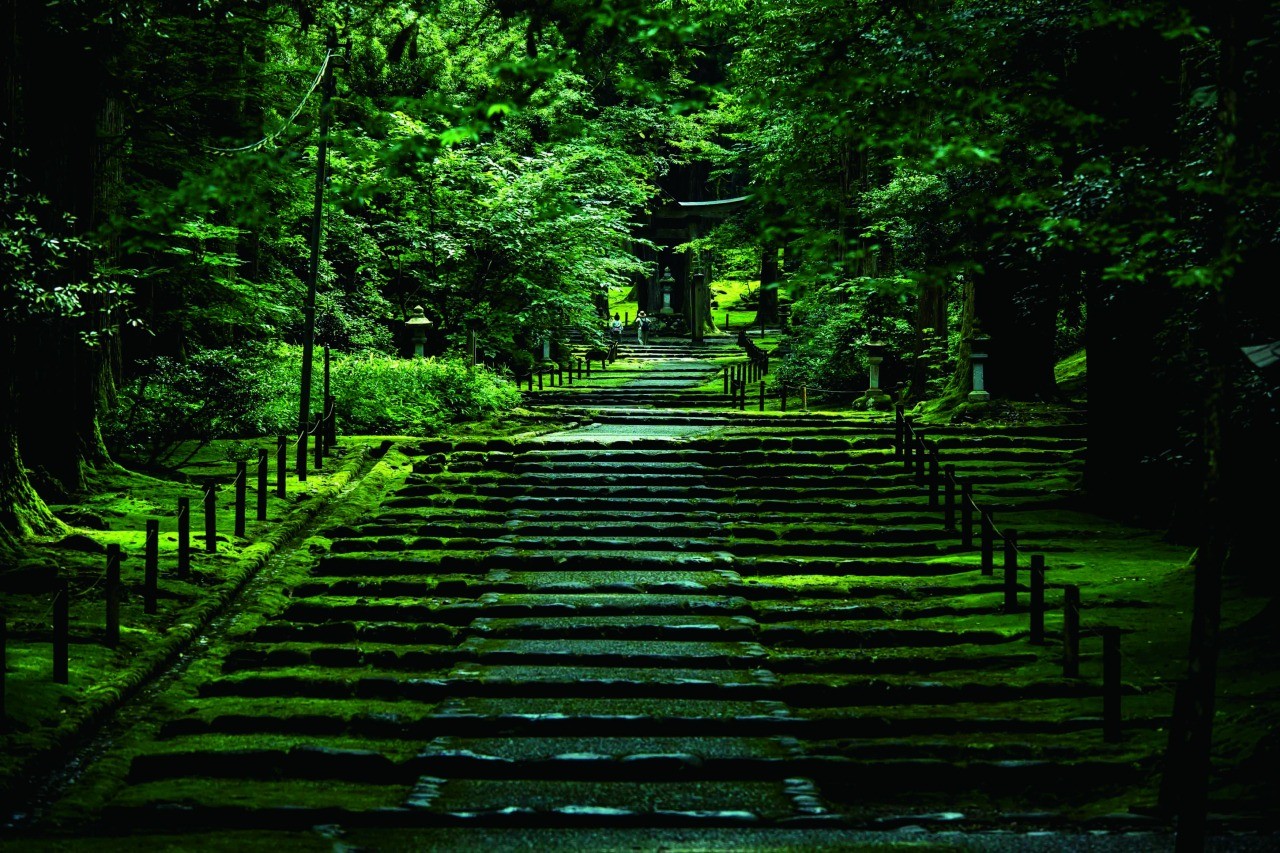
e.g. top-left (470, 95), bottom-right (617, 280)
top-left (972, 259), bottom-right (1058, 399)
top-left (11, 2), bottom-right (116, 495)
top-left (757, 244), bottom-right (780, 325)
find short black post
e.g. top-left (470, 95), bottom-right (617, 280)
top-left (980, 509), bottom-right (994, 575)
top-left (578, 359), bottom-right (583, 380)
top-left (739, 380), bottom-right (746, 411)
top-left (759, 382), bottom-right (766, 411)
top-left (1003, 528), bottom-right (1018, 612)
top-left (894, 404), bottom-right (904, 459)
top-left (234, 460), bottom-right (247, 538)
top-left (558, 365), bottom-right (564, 386)
top-left (144, 519), bottom-right (159, 615)
top-left (257, 449), bottom-right (268, 522)
top-left (53, 579), bottom-right (69, 683)
top-left (725, 311), bottom-right (729, 328)
top-left (177, 497), bottom-right (190, 578)
top-left (914, 435), bottom-right (926, 485)
top-left (902, 417), bottom-right (914, 472)
top-left (1103, 627), bottom-right (1122, 741)
top-left (527, 372), bottom-right (534, 391)
top-left (723, 368), bottom-right (729, 395)
top-left (1029, 554), bottom-right (1045, 644)
top-left (960, 482), bottom-right (974, 548)
top-left (566, 362), bottom-right (573, 385)
top-left (105, 544), bottom-right (121, 648)
top-left (322, 345), bottom-right (332, 445)
top-left (1063, 584), bottom-right (1080, 677)
top-left (297, 421), bottom-right (308, 483)
top-left (276, 436), bottom-right (287, 498)
top-left (944, 466), bottom-right (956, 531)
top-left (313, 415), bottom-right (324, 470)
top-left (204, 483), bottom-right (217, 553)
top-left (781, 384), bottom-right (788, 412)
top-left (928, 443), bottom-right (940, 508)
top-left (585, 358), bottom-right (591, 378)
top-left (325, 394), bottom-right (337, 448)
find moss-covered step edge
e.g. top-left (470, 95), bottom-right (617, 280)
top-left (0, 440), bottom-right (394, 806)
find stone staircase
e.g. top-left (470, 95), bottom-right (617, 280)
top-left (60, 410), bottom-right (1173, 836)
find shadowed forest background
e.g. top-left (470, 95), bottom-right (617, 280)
top-left (2, 0), bottom-right (1279, 843)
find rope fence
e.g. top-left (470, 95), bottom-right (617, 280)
top-left (895, 404), bottom-right (1125, 742)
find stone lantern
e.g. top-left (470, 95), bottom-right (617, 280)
top-left (659, 269), bottom-right (676, 315)
top-left (967, 334), bottom-right (992, 402)
top-left (863, 340), bottom-right (891, 409)
top-left (405, 305), bottom-right (432, 357)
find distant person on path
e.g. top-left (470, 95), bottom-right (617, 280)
top-left (610, 313), bottom-right (623, 344)
top-left (637, 311), bottom-right (648, 345)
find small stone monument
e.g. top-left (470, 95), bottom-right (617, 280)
top-left (658, 269), bottom-right (675, 315)
top-left (854, 340), bottom-right (892, 410)
top-left (967, 334), bottom-right (991, 402)
top-left (405, 305), bottom-right (432, 357)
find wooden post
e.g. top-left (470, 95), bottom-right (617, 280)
top-left (980, 509), bottom-right (994, 575)
top-left (944, 466), bottom-right (956, 531)
top-left (1029, 554), bottom-right (1045, 644)
top-left (538, 370), bottom-right (544, 390)
top-left (894, 404), bottom-right (904, 459)
top-left (234, 460), bottom-right (247, 538)
top-left (1003, 528), bottom-right (1018, 612)
top-left (723, 368), bottom-right (729, 395)
top-left (527, 371), bottom-right (534, 391)
top-left (566, 362), bottom-right (573, 385)
top-left (585, 358), bottom-right (591, 378)
top-left (914, 435), bottom-right (926, 485)
top-left (739, 380), bottom-right (746, 411)
top-left (781, 384), bottom-right (788, 412)
top-left (928, 443), bottom-right (940, 508)
top-left (1103, 627), bottom-right (1122, 741)
top-left (204, 483), bottom-right (217, 553)
top-left (759, 382), bottom-right (766, 411)
top-left (960, 482), bottom-right (973, 548)
top-left (314, 415), bottom-right (324, 470)
top-left (1063, 584), bottom-right (1080, 678)
top-left (257, 449), bottom-right (268, 522)
top-left (276, 436), bottom-right (287, 498)
top-left (801, 385), bottom-right (807, 411)
top-left (177, 497), bottom-right (190, 579)
top-left (105, 544), bottom-right (121, 648)
top-left (53, 579), bottom-right (69, 684)
top-left (325, 394), bottom-right (337, 448)
top-left (297, 420), bottom-right (308, 483)
top-left (725, 311), bottom-right (729, 328)
top-left (144, 519), bottom-right (159, 615)
top-left (323, 345), bottom-right (335, 446)
top-left (902, 417), bottom-right (914, 471)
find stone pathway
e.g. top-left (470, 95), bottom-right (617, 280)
top-left (22, 345), bottom-right (1191, 844)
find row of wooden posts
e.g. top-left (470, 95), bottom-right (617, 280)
top-left (525, 344), bottom-right (618, 391)
top-left (723, 358), bottom-right (772, 410)
top-left (0, 391), bottom-right (342, 716)
top-left (894, 405), bottom-right (1123, 743)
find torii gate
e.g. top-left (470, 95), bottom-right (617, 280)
top-left (636, 195), bottom-right (751, 341)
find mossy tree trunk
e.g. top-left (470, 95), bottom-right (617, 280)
top-left (11, 0), bottom-right (118, 497)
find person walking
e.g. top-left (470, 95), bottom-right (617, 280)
top-left (636, 311), bottom-right (648, 345)
top-left (610, 313), bottom-right (623, 344)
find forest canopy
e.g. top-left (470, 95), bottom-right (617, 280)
top-left (1, 0), bottom-right (1277, 577)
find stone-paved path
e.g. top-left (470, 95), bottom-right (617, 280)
top-left (16, 340), bottom-right (1206, 848)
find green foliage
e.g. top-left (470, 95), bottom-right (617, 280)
top-left (105, 345), bottom-right (520, 463)
top-left (333, 352), bottom-right (521, 434)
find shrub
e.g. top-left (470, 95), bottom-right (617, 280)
top-left (105, 345), bottom-right (521, 463)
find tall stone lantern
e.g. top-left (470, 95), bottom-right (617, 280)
top-left (863, 340), bottom-right (892, 409)
top-left (406, 305), bottom-right (432, 357)
top-left (658, 269), bottom-right (676, 315)
top-left (967, 334), bottom-right (992, 402)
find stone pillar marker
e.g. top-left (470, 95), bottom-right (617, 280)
top-left (541, 338), bottom-right (551, 361)
top-left (406, 305), bottom-right (432, 357)
top-left (967, 334), bottom-right (992, 402)
top-left (659, 268), bottom-right (675, 315)
top-left (857, 340), bottom-right (892, 410)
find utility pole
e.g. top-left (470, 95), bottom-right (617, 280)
top-left (298, 28), bottom-right (337, 477)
